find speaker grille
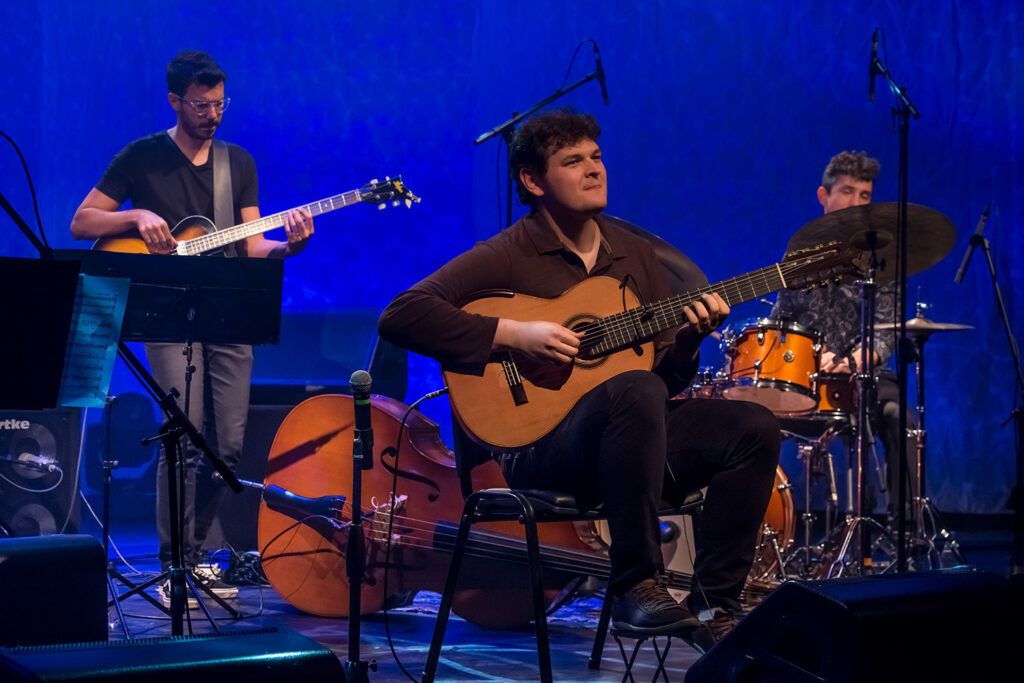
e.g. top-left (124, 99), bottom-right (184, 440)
top-left (0, 408), bottom-right (82, 535)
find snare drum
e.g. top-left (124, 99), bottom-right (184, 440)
top-left (748, 466), bottom-right (795, 583)
top-left (722, 319), bottom-right (820, 415)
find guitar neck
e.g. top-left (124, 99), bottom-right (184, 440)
top-left (179, 188), bottom-right (363, 255)
top-left (582, 263), bottom-right (788, 357)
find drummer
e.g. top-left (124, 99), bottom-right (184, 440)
top-left (773, 151), bottom-right (917, 515)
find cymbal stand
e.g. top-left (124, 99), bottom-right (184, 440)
top-left (905, 317), bottom-right (964, 568)
top-left (821, 247), bottom-right (895, 578)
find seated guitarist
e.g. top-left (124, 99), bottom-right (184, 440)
top-left (69, 50), bottom-right (313, 604)
top-left (379, 109), bottom-right (779, 646)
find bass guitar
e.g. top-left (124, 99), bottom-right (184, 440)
top-left (92, 176), bottom-right (419, 254)
top-left (443, 241), bottom-right (863, 449)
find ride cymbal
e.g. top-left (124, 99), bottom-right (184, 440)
top-left (786, 203), bottom-right (956, 282)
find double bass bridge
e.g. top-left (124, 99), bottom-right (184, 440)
top-left (367, 494), bottom-right (408, 544)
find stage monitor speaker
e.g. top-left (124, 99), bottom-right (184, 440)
top-left (0, 534), bottom-right (107, 646)
top-left (0, 626), bottom-right (343, 682)
top-left (685, 566), bottom-right (1021, 683)
top-left (0, 408), bottom-right (82, 536)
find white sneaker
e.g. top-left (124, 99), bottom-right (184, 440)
top-left (158, 580), bottom-right (198, 609)
top-left (191, 563), bottom-right (239, 600)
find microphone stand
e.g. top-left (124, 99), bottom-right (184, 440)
top-left (970, 233), bottom-right (1024, 575)
top-left (344, 370), bottom-right (376, 682)
top-left (0, 190), bottom-right (51, 259)
top-left (475, 67), bottom-right (605, 228)
top-left (118, 340), bottom-right (243, 635)
top-left (872, 43), bottom-right (920, 573)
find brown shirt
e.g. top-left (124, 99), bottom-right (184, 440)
top-left (378, 213), bottom-right (700, 395)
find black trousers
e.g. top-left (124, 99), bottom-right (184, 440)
top-left (498, 370), bottom-right (780, 612)
top-left (146, 342), bottom-right (253, 568)
top-left (874, 373), bottom-right (920, 515)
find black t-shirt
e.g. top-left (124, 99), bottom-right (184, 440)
top-left (96, 131), bottom-right (259, 229)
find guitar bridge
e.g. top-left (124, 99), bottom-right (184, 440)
top-left (501, 356), bottom-right (528, 406)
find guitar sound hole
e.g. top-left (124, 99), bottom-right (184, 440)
top-left (567, 315), bottom-right (607, 367)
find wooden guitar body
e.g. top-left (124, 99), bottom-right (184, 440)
top-left (444, 277), bottom-right (655, 450)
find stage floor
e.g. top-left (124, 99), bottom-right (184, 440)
top-left (91, 516), bottom-right (1014, 682)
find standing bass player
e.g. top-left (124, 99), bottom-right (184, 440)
top-left (70, 50), bottom-right (313, 605)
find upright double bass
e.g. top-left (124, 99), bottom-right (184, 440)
top-left (257, 393), bottom-right (618, 629)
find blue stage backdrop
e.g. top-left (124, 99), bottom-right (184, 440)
top-left (1, 1), bottom-right (1021, 514)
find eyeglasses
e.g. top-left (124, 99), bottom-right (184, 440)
top-left (176, 96), bottom-right (231, 116)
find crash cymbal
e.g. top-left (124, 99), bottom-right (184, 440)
top-left (874, 316), bottom-right (974, 335)
top-left (787, 202), bottom-right (956, 282)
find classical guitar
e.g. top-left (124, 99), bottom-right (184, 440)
top-left (92, 176), bottom-right (419, 254)
top-left (443, 242), bottom-right (863, 449)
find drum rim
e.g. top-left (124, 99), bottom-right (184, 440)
top-left (722, 376), bottom-right (819, 403)
top-left (731, 317), bottom-right (820, 339)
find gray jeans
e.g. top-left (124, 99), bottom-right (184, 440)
top-left (146, 342), bottom-right (253, 568)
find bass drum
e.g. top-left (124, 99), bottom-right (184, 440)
top-left (748, 466), bottom-right (794, 584)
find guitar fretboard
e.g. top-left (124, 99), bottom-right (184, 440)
top-left (179, 189), bottom-right (364, 256)
top-left (580, 263), bottom-right (789, 357)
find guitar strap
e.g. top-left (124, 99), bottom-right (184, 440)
top-left (212, 139), bottom-right (237, 257)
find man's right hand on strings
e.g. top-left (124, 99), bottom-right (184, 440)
top-left (494, 319), bottom-right (584, 365)
top-left (135, 209), bottom-right (177, 253)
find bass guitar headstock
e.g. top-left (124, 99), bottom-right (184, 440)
top-left (359, 176), bottom-right (421, 209)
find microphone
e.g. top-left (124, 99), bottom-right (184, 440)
top-left (593, 42), bottom-right (609, 106)
top-left (954, 202), bottom-right (992, 284)
top-left (232, 476), bottom-right (347, 528)
top-left (0, 453), bottom-right (61, 474)
top-left (868, 28), bottom-right (879, 101)
top-left (350, 369), bottom-right (374, 470)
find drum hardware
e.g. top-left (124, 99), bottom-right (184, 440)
top-left (786, 201), bottom-right (956, 577)
top-left (875, 307), bottom-right (971, 569)
top-left (747, 466), bottom-right (795, 586)
top-left (776, 426), bottom-right (845, 580)
top-left (818, 235), bottom-right (894, 578)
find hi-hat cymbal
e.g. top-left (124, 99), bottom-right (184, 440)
top-left (874, 316), bottom-right (974, 335)
top-left (787, 202), bottom-right (956, 282)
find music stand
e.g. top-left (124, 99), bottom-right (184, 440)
top-left (0, 257), bottom-right (79, 537)
top-left (0, 257), bottom-right (79, 411)
top-left (56, 249), bottom-right (283, 635)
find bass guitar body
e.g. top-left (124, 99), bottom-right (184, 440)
top-left (92, 217), bottom-right (214, 254)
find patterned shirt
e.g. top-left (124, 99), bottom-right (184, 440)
top-left (774, 281), bottom-right (896, 368)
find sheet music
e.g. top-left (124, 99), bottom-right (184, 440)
top-left (58, 274), bottom-right (129, 408)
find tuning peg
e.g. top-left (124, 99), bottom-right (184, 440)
top-left (371, 178), bottom-right (379, 184)
top-left (404, 199), bottom-right (413, 208)
top-left (392, 199), bottom-right (400, 207)
top-left (378, 203), bottom-right (386, 210)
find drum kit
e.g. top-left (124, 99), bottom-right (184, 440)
top-left (681, 201), bottom-right (971, 586)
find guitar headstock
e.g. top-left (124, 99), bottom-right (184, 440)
top-left (781, 241), bottom-right (866, 291)
top-left (359, 176), bottom-right (421, 209)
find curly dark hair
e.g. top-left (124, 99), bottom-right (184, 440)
top-left (821, 151), bottom-right (880, 192)
top-left (509, 109), bottom-right (601, 206)
top-left (166, 51), bottom-right (227, 96)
